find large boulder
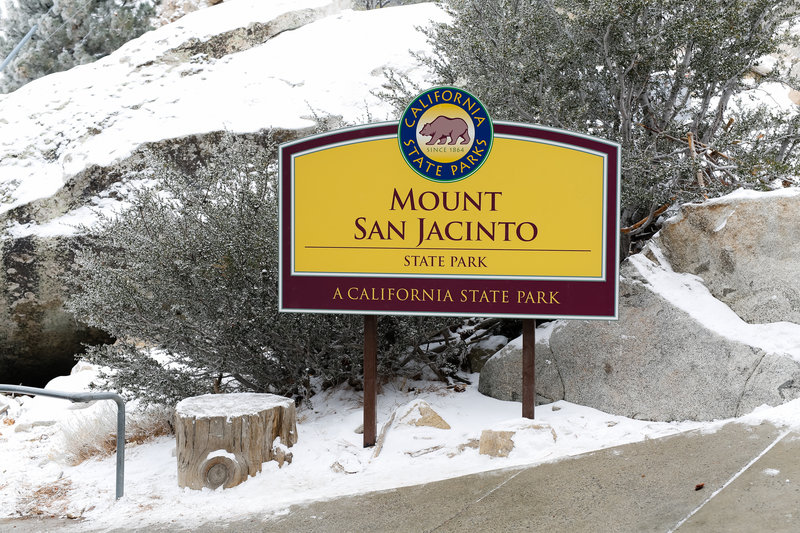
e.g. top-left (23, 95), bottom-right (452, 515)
top-left (480, 189), bottom-right (800, 421)
top-left (653, 189), bottom-right (800, 324)
top-left (467, 334), bottom-right (508, 373)
top-left (478, 331), bottom-right (563, 405)
top-left (481, 262), bottom-right (800, 421)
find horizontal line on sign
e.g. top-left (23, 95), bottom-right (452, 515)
top-left (304, 246), bottom-right (592, 253)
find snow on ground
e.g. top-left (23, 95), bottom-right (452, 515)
top-left (3, 360), bottom-right (800, 531)
top-left (0, 0), bottom-right (445, 216)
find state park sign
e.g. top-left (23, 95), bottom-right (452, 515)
top-left (279, 87), bottom-right (620, 320)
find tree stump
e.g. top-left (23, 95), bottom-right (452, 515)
top-left (175, 393), bottom-right (298, 490)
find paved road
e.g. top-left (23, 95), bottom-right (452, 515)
top-left (2, 422), bottom-right (797, 532)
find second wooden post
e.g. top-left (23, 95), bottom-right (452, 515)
top-left (363, 315), bottom-right (378, 447)
top-left (522, 318), bottom-right (536, 419)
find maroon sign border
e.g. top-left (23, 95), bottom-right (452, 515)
top-left (279, 121), bottom-right (620, 320)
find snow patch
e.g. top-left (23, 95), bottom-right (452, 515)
top-left (175, 393), bottom-right (293, 419)
top-left (535, 319), bottom-right (563, 347)
top-left (491, 335), bottom-right (522, 360)
top-left (704, 187), bottom-right (800, 205)
top-left (0, 362), bottom-right (718, 528)
top-left (472, 334), bottom-right (508, 352)
top-left (7, 360), bottom-right (800, 529)
top-left (206, 449), bottom-right (237, 461)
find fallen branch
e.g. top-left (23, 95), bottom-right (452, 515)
top-left (371, 410), bottom-right (397, 459)
top-left (406, 445), bottom-right (445, 458)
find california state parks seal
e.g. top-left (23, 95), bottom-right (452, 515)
top-left (398, 86), bottom-right (493, 183)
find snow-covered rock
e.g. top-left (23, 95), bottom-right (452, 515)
top-left (467, 334), bottom-right (508, 373)
top-left (0, 0), bottom-right (443, 221)
top-left (653, 188), bottom-right (800, 324)
top-left (0, 0), bottom-right (444, 384)
top-left (396, 399), bottom-right (451, 430)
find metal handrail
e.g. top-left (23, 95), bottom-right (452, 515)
top-left (0, 384), bottom-right (125, 499)
top-left (0, 25), bottom-right (38, 73)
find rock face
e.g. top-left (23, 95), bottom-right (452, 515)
top-left (653, 189), bottom-right (800, 324)
top-left (480, 189), bottom-right (800, 421)
top-left (0, 236), bottom-right (112, 386)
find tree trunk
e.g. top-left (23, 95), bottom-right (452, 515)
top-left (175, 393), bottom-right (297, 490)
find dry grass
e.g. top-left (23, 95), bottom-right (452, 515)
top-left (17, 479), bottom-right (73, 518)
top-left (54, 404), bottom-right (173, 466)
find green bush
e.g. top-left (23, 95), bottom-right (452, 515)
top-left (66, 132), bottom-right (463, 405)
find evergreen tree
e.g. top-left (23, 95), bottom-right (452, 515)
top-left (0, 0), bottom-right (155, 93)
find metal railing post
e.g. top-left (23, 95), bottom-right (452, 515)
top-left (0, 384), bottom-right (126, 499)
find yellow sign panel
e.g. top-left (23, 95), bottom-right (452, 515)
top-left (292, 136), bottom-right (606, 280)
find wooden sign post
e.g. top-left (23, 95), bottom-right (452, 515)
top-left (522, 319), bottom-right (536, 419)
top-left (363, 315), bottom-right (377, 447)
top-left (278, 87), bottom-right (620, 446)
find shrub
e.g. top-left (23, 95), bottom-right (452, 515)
top-left (66, 132), bottom-right (462, 405)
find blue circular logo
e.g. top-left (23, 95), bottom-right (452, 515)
top-left (398, 87), bottom-right (493, 183)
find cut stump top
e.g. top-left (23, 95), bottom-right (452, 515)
top-left (176, 393), bottom-right (294, 419)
